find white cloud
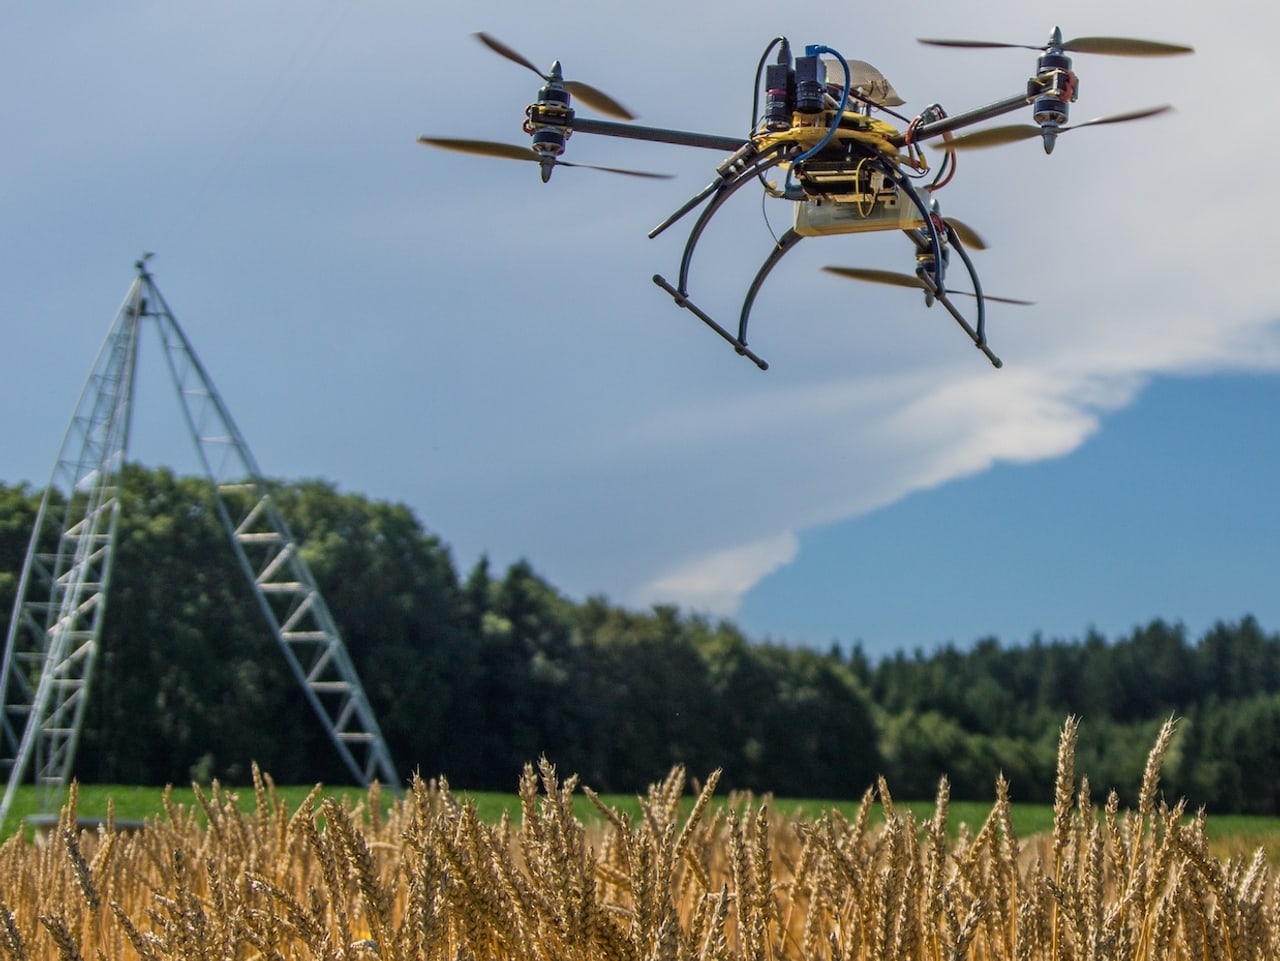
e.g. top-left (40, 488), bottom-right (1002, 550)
top-left (635, 530), bottom-right (799, 614)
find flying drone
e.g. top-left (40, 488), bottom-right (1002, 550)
top-left (420, 28), bottom-right (1192, 370)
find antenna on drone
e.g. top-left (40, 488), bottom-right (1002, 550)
top-left (0, 259), bottom-right (397, 827)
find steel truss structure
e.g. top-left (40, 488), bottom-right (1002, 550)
top-left (0, 260), bottom-right (397, 827)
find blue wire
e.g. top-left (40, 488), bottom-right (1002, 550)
top-left (794, 45), bottom-right (851, 162)
top-left (785, 45), bottom-right (851, 194)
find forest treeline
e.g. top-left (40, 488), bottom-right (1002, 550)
top-left (2, 467), bottom-right (1279, 813)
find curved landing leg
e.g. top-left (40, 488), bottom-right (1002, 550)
top-left (738, 228), bottom-right (803, 345)
top-left (944, 224), bottom-right (995, 360)
top-left (896, 206), bottom-right (1002, 368)
top-left (928, 223), bottom-right (1001, 367)
top-left (933, 291), bottom-right (1003, 368)
top-left (671, 152), bottom-right (789, 296)
top-left (652, 274), bottom-right (769, 369)
top-left (651, 150), bottom-right (789, 370)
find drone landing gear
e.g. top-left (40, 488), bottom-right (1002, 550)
top-left (935, 228), bottom-right (1003, 368)
top-left (920, 277), bottom-right (1004, 368)
top-left (653, 225), bottom-right (805, 372)
top-left (653, 275), bottom-right (769, 369)
top-left (894, 175), bottom-right (1004, 369)
top-left (651, 147), bottom-right (793, 371)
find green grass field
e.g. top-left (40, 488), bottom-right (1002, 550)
top-left (5, 782), bottom-right (1279, 861)
top-left (0, 783), bottom-right (1040, 840)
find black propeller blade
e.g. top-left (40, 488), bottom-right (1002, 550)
top-left (822, 266), bottom-right (1034, 305)
top-left (475, 32), bottom-right (637, 121)
top-left (416, 136), bottom-right (672, 179)
top-left (945, 104), bottom-right (1172, 150)
top-left (918, 34), bottom-right (1193, 57)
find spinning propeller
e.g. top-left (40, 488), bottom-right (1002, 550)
top-left (917, 27), bottom-right (1189, 153)
top-left (475, 32), bottom-right (636, 121)
top-left (822, 266), bottom-right (1034, 306)
top-left (918, 33), bottom-right (1194, 57)
top-left (415, 137), bottom-right (672, 179)
top-left (944, 220), bottom-right (987, 251)
top-left (945, 104), bottom-right (1172, 150)
top-left (418, 33), bottom-right (671, 180)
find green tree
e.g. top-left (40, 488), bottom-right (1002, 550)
top-left (81, 465), bottom-right (310, 784)
top-left (752, 644), bottom-right (881, 798)
top-left (574, 601), bottom-right (720, 791)
top-left (0, 483), bottom-right (44, 644)
top-left (268, 480), bottom-right (480, 782)
top-left (461, 559), bottom-right (585, 785)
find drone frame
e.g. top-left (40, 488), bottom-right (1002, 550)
top-left (421, 27), bottom-right (1190, 370)
top-left (646, 144), bottom-right (996, 369)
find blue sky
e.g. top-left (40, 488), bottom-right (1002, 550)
top-left (739, 373), bottom-right (1280, 655)
top-left (3, 1), bottom-right (1278, 660)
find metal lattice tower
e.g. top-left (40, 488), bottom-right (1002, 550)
top-left (0, 259), bottom-right (397, 826)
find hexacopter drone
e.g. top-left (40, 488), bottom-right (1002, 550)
top-left (420, 28), bottom-right (1192, 369)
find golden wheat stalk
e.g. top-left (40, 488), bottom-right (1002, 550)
top-left (0, 717), bottom-right (1274, 961)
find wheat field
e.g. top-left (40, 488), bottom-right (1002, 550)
top-left (1, 717), bottom-right (1275, 960)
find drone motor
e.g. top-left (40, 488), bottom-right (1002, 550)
top-left (1029, 30), bottom-right (1080, 153)
top-left (522, 64), bottom-right (576, 180)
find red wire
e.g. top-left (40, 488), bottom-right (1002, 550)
top-left (931, 131), bottom-right (957, 191)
